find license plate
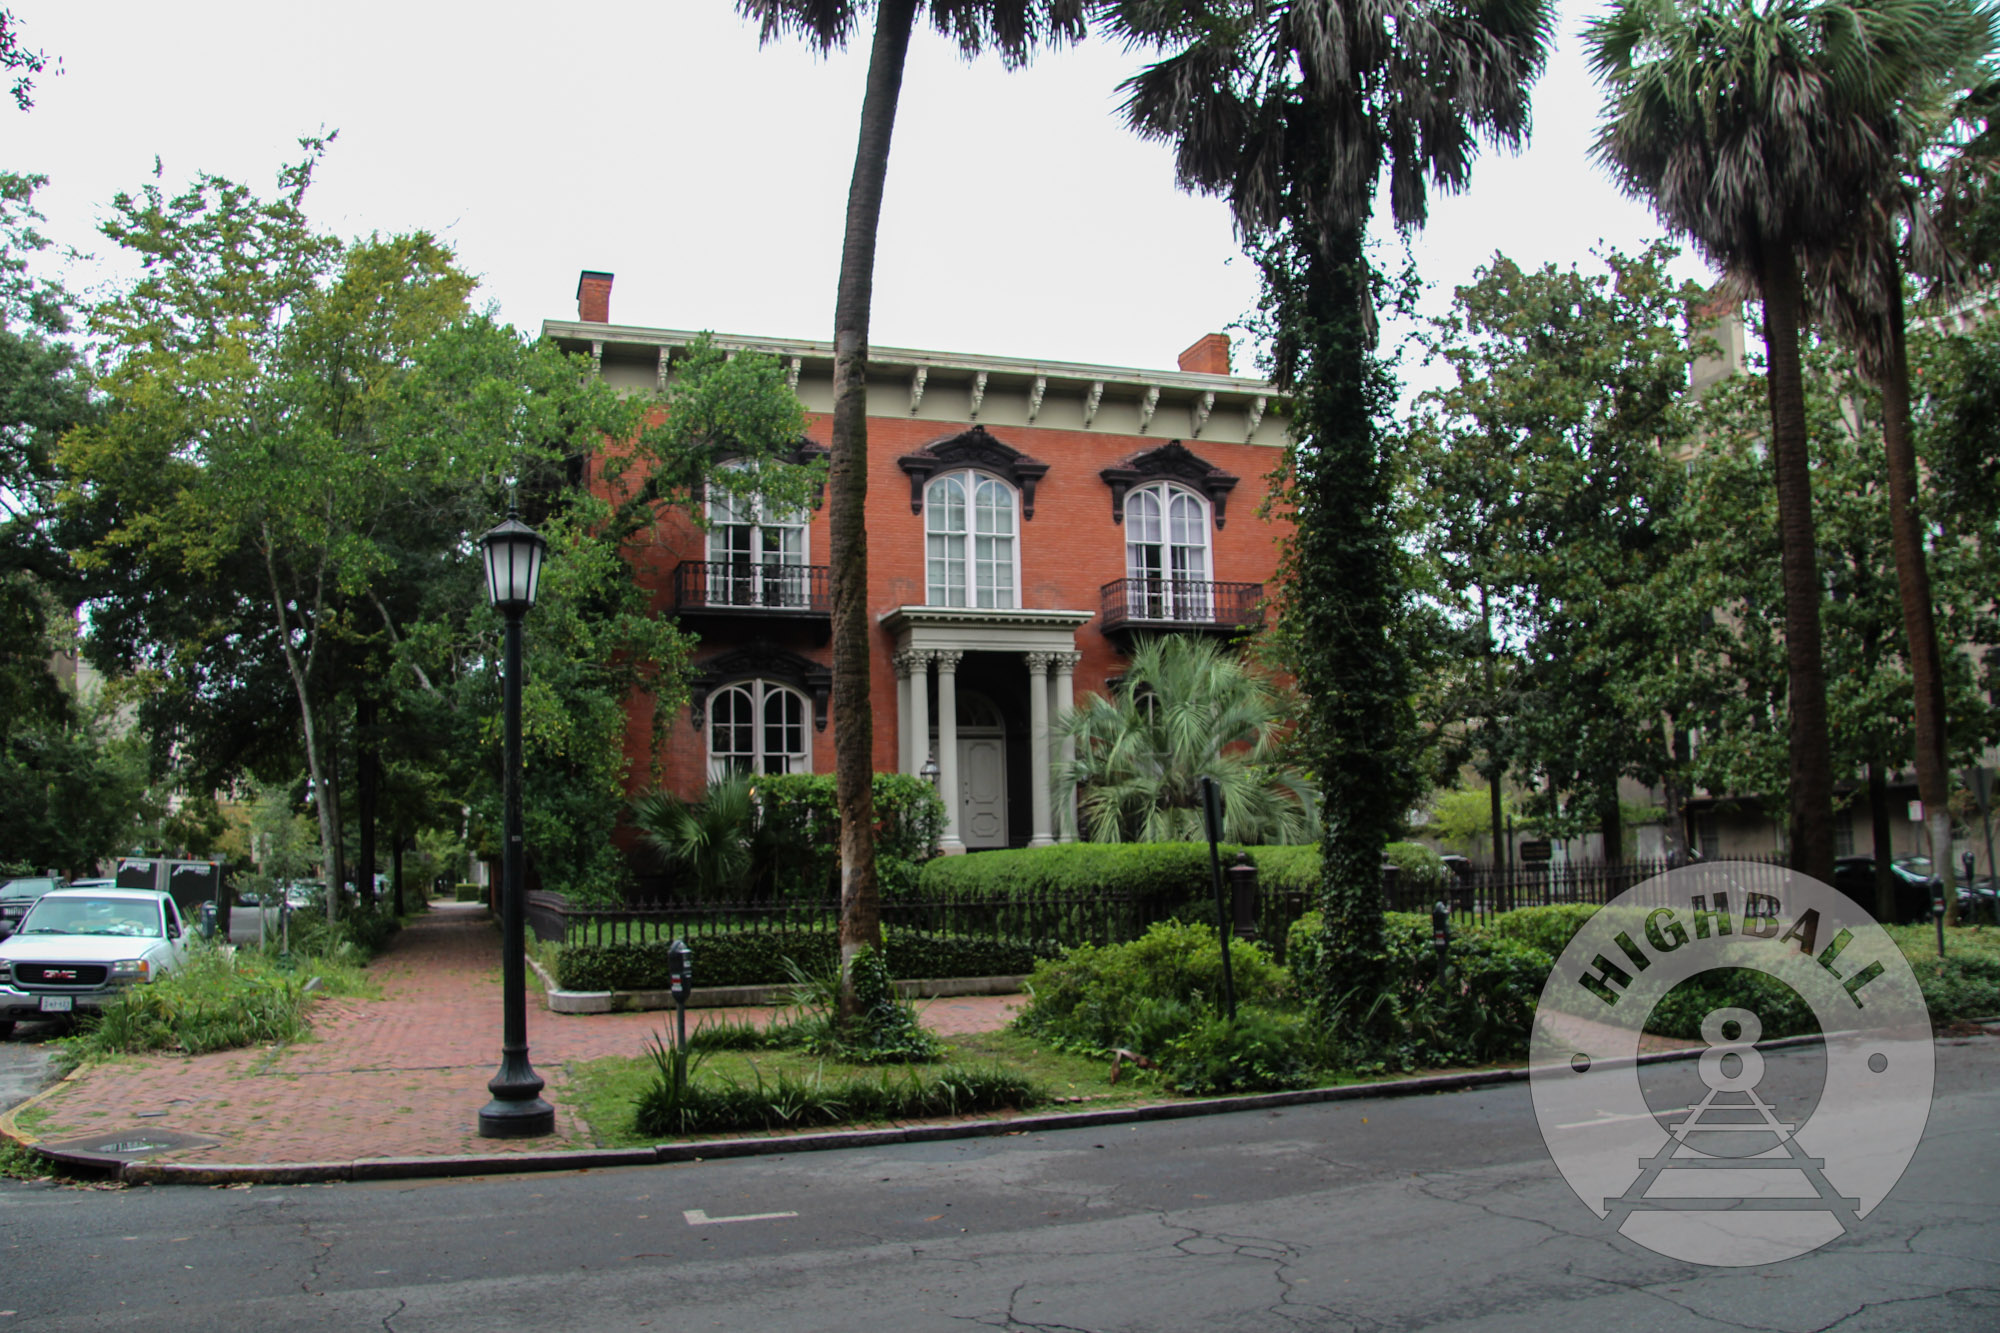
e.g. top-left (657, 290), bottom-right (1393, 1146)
top-left (39, 995), bottom-right (72, 1013)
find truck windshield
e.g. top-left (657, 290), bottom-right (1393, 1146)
top-left (18, 898), bottom-right (162, 937)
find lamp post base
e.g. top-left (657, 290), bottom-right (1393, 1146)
top-left (478, 1055), bottom-right (555, 1138)
top-left (477, 1094), bottom-right (556, 1139)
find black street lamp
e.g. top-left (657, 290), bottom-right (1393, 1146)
top-left (478, 506), bottom-right (555, 1139)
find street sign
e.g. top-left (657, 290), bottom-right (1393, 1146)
top-left (1520, 839), bottom-right (1553, 862)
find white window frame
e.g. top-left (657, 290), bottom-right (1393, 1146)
top-left (1124, 481), bottom-right (1212, 620)
top-left (707, 466), bottom-right (811, 608)
top-left (706, 679), bottom-right (813, 779)
top-left (925, 470), bottom-right (1019, 609)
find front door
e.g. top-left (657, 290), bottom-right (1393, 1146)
top-left (958, 735), bottom-right (1008, 848)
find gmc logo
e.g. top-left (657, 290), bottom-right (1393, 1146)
top-left (44, 969), bottom-right (77, 981)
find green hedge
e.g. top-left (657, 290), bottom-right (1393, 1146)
top-left (553, 927), bottom-right (1051, 992)
top-left (914, 842), bottom-right (1257, 902)
top-left (746, 772), bottom-right (947, 898)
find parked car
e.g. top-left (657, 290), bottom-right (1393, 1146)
top-left (0, 876), bottom-right (66, 941)
top-left (1831, 856), bottom-right (1933, 924)
top-left (0, 888), bottom-right (188, 1037)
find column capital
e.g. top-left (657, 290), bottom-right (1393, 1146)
top-left (1050, 650), bottom-right (1083, 672)
top-left (894, 648), bottom-right (933, 675)
top-left (933, 649), bottom-right (965, 671)
top-left (1024, 651), bottom-right (1054, 675)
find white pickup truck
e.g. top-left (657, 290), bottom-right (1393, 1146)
top-left (0, 888), bottom-right (189, 1036)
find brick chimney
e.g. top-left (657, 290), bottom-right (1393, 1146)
top-left (577, 270), bottom-right (614, 323)
top-left (1177, 332), bottom-right (1231, 376)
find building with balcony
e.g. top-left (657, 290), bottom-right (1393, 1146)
top-left (547, 272), bottom-right (1292, 853)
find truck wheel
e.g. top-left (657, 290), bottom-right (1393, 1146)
top-left (0, 1021), bottom-right (14, 1040)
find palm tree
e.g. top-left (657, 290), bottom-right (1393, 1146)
top-left (631, 775), bottom-right (777, 900)
top-left (736, 1), bottom-right (1085, 1014)
top-left (1058, 635), bottom-right (1319, 843)
top-left (1101, 0), bottom-right (1554, 997)
top-left (1586, 0), bottom-right (1985, 885)
top-left (1810, 21), bottom-right (1998, 922)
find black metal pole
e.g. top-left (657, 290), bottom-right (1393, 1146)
top-left (480, 605), bottom-right (555, 1138)
top-left (1199, 776), bottom-right (1237, 1021)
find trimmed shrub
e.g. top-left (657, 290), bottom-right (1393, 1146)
top-left (552, 927), bottom-right (1050, 992)
top-left (916, 841), bottom-right (1241, 903)
top-left (745, 772), bottom-right (947, 899)
top-left (1017, 920), bottom-right (1289, 1053)
top-left (632, 1042), bottom-right (1041, 1138)
top-left (1160, 1007), bottom-right (1313, 1095)
top-left (1252, 844), bottom-right (1318, 894)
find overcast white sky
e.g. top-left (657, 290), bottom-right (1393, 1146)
top-left (7, 1), bottom-right (1715, 379)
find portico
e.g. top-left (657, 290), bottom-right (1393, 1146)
top-left (882, 607), bottom-right (1092, 853)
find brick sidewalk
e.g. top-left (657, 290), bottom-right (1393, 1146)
top-left (20, 903), bottom-right (1025, 1165)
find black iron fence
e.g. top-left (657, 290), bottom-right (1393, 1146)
top-left (529, 854), bottom-right (1796, 962)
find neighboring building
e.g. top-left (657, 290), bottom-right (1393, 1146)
top-left (546, 272), bottom-right (1292, 854)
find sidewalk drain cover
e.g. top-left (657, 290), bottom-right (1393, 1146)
top-left (45, 1129), bottom-right (218, 1159)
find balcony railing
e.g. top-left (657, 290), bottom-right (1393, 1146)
top-left (1100, 577), bottom-right (1263, 634)
top-left (672, 561), bottom-right (831, 617)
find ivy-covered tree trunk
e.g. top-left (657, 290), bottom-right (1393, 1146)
top-left (828, 0), bottom-right (918, 1018)
top-left (1266, 222), bottom-right (1412, 1016)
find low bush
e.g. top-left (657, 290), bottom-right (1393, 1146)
top-left (553, 927), bottom-right (1049, 992)
top-left (1160, 1007), bottom-right (1313, 1096)
top-left (801, 946), bottom-right (944, 1064)
top-left (632, 1040), bottom-right (1041, 1138)
top-left (70, 945), bottom-right (315, 1057)
top-left (282, 905), bottom-right (402, 964)
top-left (454, 883), bottom-right (482, 902)
top-left (1017, 920), bottom-right (1289, 1053)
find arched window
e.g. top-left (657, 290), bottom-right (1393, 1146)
top-left (707, 680), bottom-right (811, 779)
top-left (1124, 482), bottom-right (1211, 620)
top-left (708, 471), bottom-right (809, 608)
top-left (925, 471), bottom-right (1017, 608)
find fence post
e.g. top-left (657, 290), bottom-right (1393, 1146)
top-left (1381, 863), bottom-right (1401, 911)
top-left (1228, 854), bottom-right (1258, 942)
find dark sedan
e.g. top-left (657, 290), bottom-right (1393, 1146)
top-left (0, 877), bottom-right (67, 940)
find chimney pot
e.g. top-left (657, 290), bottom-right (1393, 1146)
top-left (1177, 333), bottom-right (1231, 376)
top-left (577, 270), bottom-right (614, 324)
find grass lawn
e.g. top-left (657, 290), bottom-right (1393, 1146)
top-left (563, 1028), bottom-right (1173, 1149)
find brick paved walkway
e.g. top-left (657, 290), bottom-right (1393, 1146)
top-left (20, 903), bottom-right (1024, 1165)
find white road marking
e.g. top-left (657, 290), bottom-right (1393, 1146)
top-left (1556, 1107), bottom-right (1692, 1130)
top-left (682, 1208), bottom-right (798, 1226)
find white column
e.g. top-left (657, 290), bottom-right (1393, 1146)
top-left (905, 650), bottom-right (931, 782)
top-left (893, 652), bottom-right (914, 774)
top-left (1053, 650), bottom-right (1080, 842)
top-left (935, 650), bottom-right (964, 854)
top-left (1026, 653), bottom-right (1055, 848)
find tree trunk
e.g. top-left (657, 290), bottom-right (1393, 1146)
top-left (1757, 250), bottom-right (1837, 885)
top-left (1286, 222), bottom-right (1407, 1014)
top-left (1662, 716), bottom-right (1689, 867)
top-left (829, 0), bottom-right (918, 1018)
top-left (1869, 760), bottom-right (1896, 922)
top-left (1600, 785), bottom-right (1624, 865)
top-left (357, 691), bottom-right (378, 912)
top-left (1875, 275), bottom-right (1957, 924)
top-left (1481, 586), bottom-right (1505, 870)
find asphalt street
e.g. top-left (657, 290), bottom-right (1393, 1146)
top-left (3, 1037), bottom-right (1995, 1331)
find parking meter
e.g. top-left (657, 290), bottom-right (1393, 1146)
top-left (667, 938), bottom-right (692, 1055)
top-left (1431, 901), bottom-right (1451, 977)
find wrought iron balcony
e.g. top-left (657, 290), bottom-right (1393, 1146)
top-left (672, 561), bottom-right (831, 622)
top-left (1100, 577), bottom-right (1264, 636)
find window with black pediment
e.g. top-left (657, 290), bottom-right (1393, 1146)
top-left (1099, 441), bottom-right (1239, 529)
top-left (688, 643), bottom-right (831, 740)
top-left (897, 426), bottom-right (1048, 520)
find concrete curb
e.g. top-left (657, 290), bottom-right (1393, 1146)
top-left (526, 954), bottom-right (1026, 1015)
top-left (3, 1028), bottom-right (1858, 1187)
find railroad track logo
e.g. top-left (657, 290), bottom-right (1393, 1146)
top-left (1529, 862), bottom-right (1933, 1266)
